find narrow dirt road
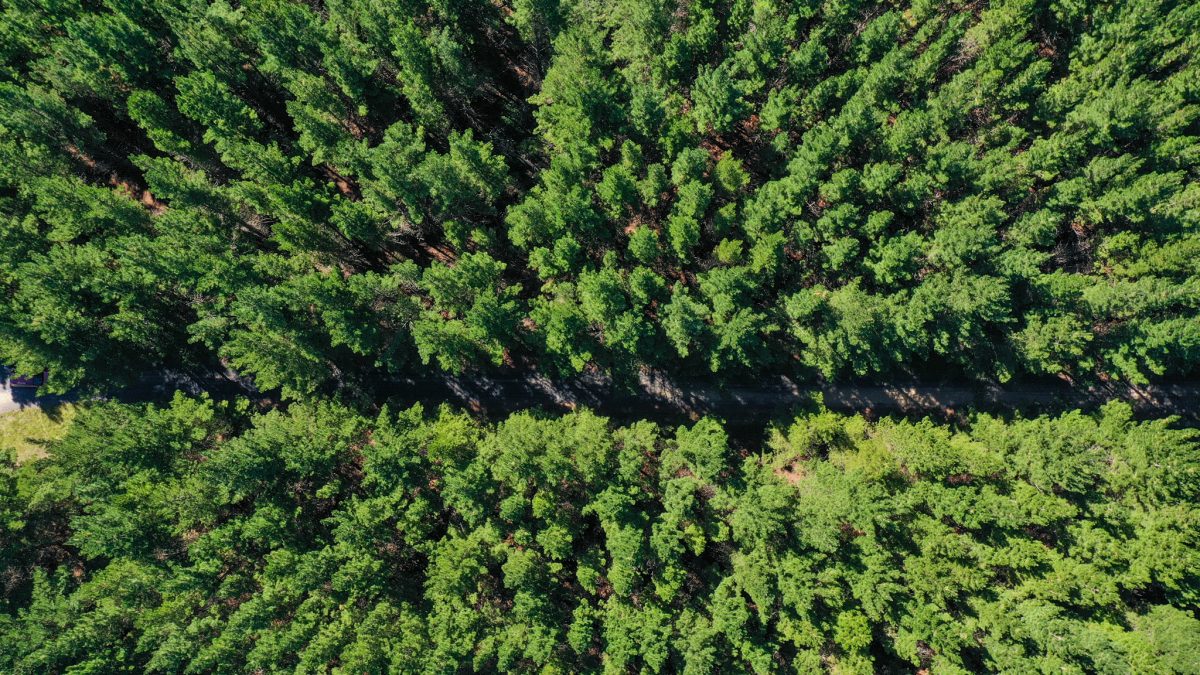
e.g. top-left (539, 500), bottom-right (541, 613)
top-left (384, 370), bottom-right (1200, 424)
top-left (6, 368), bottom-right (1198, 425)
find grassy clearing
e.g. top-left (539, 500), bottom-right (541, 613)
top-left (1, 403), bottom-right (80, 464)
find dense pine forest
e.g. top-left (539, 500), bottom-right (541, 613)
top-left (1, 0), bottom-right (1198, 393)
top-left (2, 0), bottom-right (1200, 672)
top-left (3, 398), bottom-right (1199, 672)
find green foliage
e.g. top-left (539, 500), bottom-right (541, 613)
top-left (690, 63), bottom-right (746, 134)
top-left (0, 0), bottom-right (1197, 392)
top-left (414, 253), bottom-right (522, 372)
top-left (2, 398), bottom-right (1198, 672)
top-left (1, 6), bottom-right (1195, 671)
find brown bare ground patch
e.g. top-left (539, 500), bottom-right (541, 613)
top-left (623, 213), bottom-right (649, 235)
top-left (320, 165), bottom-right (360, 199)
top-left (423, 243), bottom-right (456, 262)
top-left (775, 462), bottom-right (807, 485)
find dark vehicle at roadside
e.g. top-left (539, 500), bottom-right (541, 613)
top-left (4, 367), bottom-right (47, 388)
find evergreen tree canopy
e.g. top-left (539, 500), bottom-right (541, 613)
top-left (0, 0), bottom-right (1197, 393)
top-left (2, 2), bottom-right (1199, 670)
top-left (1, 397), bottom-right (1198, 672)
